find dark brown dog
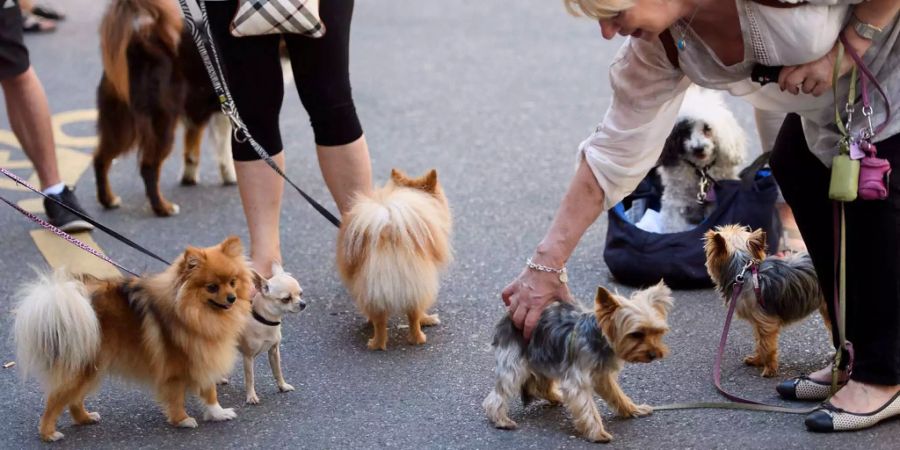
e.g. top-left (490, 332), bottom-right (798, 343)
top-left (95, 0), bottom-right (235, 217)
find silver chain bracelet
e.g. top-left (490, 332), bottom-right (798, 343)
top-left (526, 257), bottom-right (568, 283)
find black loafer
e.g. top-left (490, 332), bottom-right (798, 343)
top-left (805, 391), bottom-right (900, 432)
top-left (776, 375), bottom-right (844, 401)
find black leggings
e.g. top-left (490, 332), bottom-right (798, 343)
top-left (771, 113), bottom-right (900, 385)
top-left (206, 0), bottom-right (363, 161)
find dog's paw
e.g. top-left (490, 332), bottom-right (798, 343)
top-left (41, 431), bottom-right (64, 442)
top-left (584, 428), bottom-right (613, 443)
top-left (152, 202), bottom-right (180, 217)
top-left (100, 194), bottom-right (121, 209)
top-left (630, 404), bottom-right (653, 418)
top-left (492, 417), bottom-right (518, 430)
top-left (408, 331), bottom-right (427, 345)
top-left (180, 166), bottom-right (199, 186)
top-left (246, 393), bottom-right (260, 405)
top-left (367, 338), bottom-right (387, 351)
top-left (743, 354), bottom-right (764, 367)
top-left (421, 313), bottom-right (441, 326)
top-left (176, 417), bottom-right (198, 428)
top-left (75, 411), bottom-right (101, 425)
top-left (218, 377), bottom-right (229, 385)
top-left (220, 164), bottom-right (237, 185)
top-left (760, 366), bottom-right (778, 378)
top-left (278, 383), bottom-right (295, 393)
top-left (203, 404), bottom-right (237, 421)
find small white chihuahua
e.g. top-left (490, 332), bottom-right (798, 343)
top-left (224, 263), bottom-right (305, 404)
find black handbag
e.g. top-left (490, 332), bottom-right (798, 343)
top-left (603, 154), bottom-right (781, 289)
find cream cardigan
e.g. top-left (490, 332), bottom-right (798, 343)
top-left (580, 0), bottom-right (899, 209)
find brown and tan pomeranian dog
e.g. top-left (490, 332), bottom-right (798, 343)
top-left (95, 0), bottom-right (235, 217)
top-left (14, 237), bottom-right (252, 442)
top-left (336, 169), bottom-right (453, 351)
top-left (704, 225), bottom-right (828, 377)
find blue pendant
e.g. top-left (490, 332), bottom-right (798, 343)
top-left (676, 39), bottom-right (686, 51)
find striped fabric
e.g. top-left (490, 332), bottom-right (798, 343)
top-left (230, 0), bottom-right (325, 38)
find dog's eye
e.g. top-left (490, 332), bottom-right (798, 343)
top-left (628, 331), bottom-right (646, 340)
top-left (206, 283), bottom-right (219, 294)
top-left (281, 296), bottom-right (291, 304)
top-left (703, 124), bottom-right (712, 137)
top-left (230, 278), bottom-right (236, 288)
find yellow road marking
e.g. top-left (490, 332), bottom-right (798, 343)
top-left (51, 109), bottom-right (99, 149)
top-left (30, 229), bottom-right (121, 278)
top-left (2, 109), bottom-right (120, 276)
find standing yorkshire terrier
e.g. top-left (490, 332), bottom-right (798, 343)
top-left (704, 225), bottom-right (829, 377)
top-left (483, 282), bottom-right (673, 443)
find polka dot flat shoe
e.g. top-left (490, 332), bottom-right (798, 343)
top-left (776, 375), bottom-right (845, 401)
top-left (805, 390), bottom-right (900, 432)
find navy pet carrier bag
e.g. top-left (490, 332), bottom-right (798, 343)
top-left (603, 155), bottom-right (781, 289)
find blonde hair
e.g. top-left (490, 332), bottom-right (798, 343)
top-left (563, 0), bottom-right (635, 20)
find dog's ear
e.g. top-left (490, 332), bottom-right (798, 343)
top-left (595, 286), bottom-right (621, 322)
top-left (748, 228), bottom-right (768, 260)
top-left (658, 120), bottom-right (689, 167)
top-left (271, 262), bottom-right (285, 277)
top-left (219, 235), bottom-right (244, 258)
top-left (644, 280), bottom-right (674, 318)
top-left (251, 269), bottom-right (269, 295)
top-left (390, 168), bottom-right (407, 183)
top-left (422, 169), bottom-right (438, 193)
top-left (703, 229), bottom-right (728, 258)
top-left (181, 247), bottom-right (205, 273)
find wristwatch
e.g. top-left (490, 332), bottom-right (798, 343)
top-left (849, 13), bottom-right (883, 40)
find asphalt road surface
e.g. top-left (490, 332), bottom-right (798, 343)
top-left (0, 0), bottom-right (896, 448)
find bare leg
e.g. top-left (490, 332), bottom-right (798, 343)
top-left (316, 135), bottom-right (372, 214)
top-left (1, 67), bottom-right (60, 190)
top-left (267, 345), bottom-right (294, 392)
top-left (235, 153), bottom-right (285, 277)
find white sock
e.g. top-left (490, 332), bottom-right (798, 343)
top-left (42, 182), bottom-right (65, 196)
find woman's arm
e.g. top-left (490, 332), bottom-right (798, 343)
top-left (501, 158), bottom-right (604, 339)
top-left (779, 0), bottom-right (900, 96)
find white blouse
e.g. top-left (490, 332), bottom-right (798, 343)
top-left (579, 0), bottom-right (900, 209)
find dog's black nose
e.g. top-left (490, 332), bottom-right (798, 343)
top-left (647, 351), bottom-right (657, 361)
top-left (298, 300), bottom-right (307, 310)
top-left (691, 146), bottom-right (706, 156)
top-left (227, 294), bottom-right (237, 304)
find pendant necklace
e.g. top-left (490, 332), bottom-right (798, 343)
top-left (677, 6), bottom-right (701, 51)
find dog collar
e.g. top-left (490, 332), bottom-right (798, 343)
top-left (252, 308), bottom-right (281, 326)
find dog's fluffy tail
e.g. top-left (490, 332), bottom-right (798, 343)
top-left (14, 269), bottom-right (101, 386)
top-left (339, 188), bottom-right (451, 312)
top-left (100, 0), bottom-right (183, 104)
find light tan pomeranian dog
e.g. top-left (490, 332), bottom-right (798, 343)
top-left (336, 168), bottom-right (453, 350)
top-left (14, 236), bottom-right (252, 442)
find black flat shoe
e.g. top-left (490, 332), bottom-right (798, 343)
top-left (805, 390), bottom-right (900, 432)
top-left (776, 375), bottom-right (844, 401)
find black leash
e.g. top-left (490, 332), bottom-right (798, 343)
top-left (176, 0), bottom-right (341, 228)
top-left (1, 168), bottom-right (170, 268)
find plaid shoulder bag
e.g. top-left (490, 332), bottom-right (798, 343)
top-left (230, 0), bottom-right (325, 38)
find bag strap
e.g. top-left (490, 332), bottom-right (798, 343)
top-left (658, 0), bottom-right (806, 68)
